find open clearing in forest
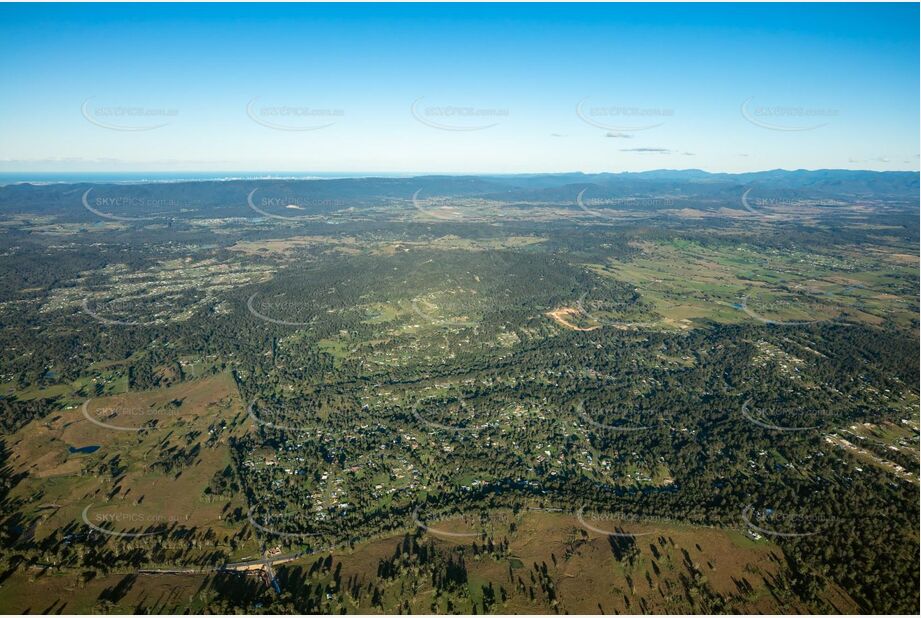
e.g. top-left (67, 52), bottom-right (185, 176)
top-left (280, 509), bottom-right (859, 614)
top-left (546, 307), bottom-right (599, 331)
top-left (6, 374), bottom-right (253, 550)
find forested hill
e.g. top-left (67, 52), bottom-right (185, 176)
top-left (0, 169), bottom-right (917, 220)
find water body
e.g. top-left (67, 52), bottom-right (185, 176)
top-left (68, 445), bottom-right (101, 454)
top-left (0, 171), bottom-right (417, 186)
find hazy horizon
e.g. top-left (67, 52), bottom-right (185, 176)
top-left (0, 166), bottom-right (917, 186)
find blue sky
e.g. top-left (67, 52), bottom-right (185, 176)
top-left (0, 2), bottom-right (917, 174)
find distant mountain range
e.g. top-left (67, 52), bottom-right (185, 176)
top-left (1, 169), bottom-right (917, 220)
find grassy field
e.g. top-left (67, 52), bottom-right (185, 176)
top-left (0, 569), bottom-right (217, 614)
top-left (5, 374), bottom-right (255, 558)
top-left (281, 509), bottom-right (859, 614)
top-left (589, 239), bottom-right (918, 329)
top-left (0, 507), bottom-right (861, 614)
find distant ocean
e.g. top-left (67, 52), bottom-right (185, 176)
top-left (0, 171), bottom-right (416, 186)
